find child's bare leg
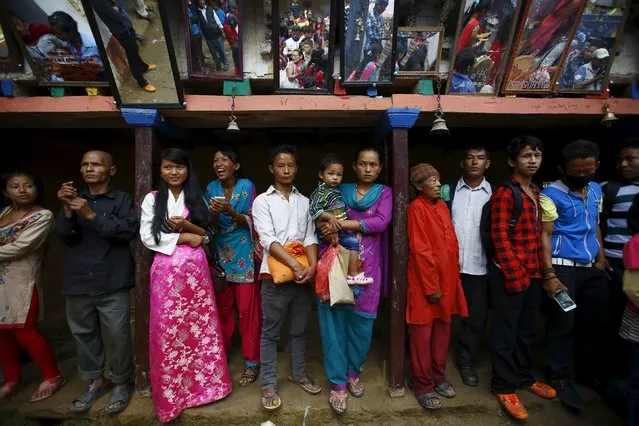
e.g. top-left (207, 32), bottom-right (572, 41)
top-left (348, 250), bottom-right (359, 277)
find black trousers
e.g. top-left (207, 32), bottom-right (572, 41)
top-left (605, 260), bottom-right (630, 381)
top-left (544, 265), bottom-right (608, 381)
top-left (115, 28), bottom-right (149, 87)
top-left (458, 273), bottom-right (489, 366)
top-left (490, 265), bottom-right (540, 394)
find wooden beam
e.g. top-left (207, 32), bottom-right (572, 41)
top-left (133, 127), bottom-right (156, 395)
top-left (392, 94), bottom-right (639, 117)
top-left (387, 127), bottom-right (409, 397)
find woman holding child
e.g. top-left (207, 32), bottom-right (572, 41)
top-left (315, 146), bottom-right (393, 414)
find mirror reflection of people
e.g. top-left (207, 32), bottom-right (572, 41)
top-left (283, 25), bottom-right (302, 55)
top-left (300, 38), bottom-right (313, 63)
top-left (524, 0), bottom-right (583, 56)
top-left (198, 0), bottom-right (228, 72)
top-left (284, 49), bottom-right (304, 88)
top-left (225, 11), bottom-right (240, 75)
top-left (364, 0), bottom-right (388, 54)
top-left (538, 32), bottom-right (585, 77)
top-left (457, 0), bottom-right (491, 54)
top-left (348, 42), bottom-right (382, 81)
top-left (47, 12), bottom-right (104, 77)
top-left (89, 0), bottom-right (157, 92)
top-left (187, 0), bottom-right (205, 72)
top-left (450, 48), bottom-right (478, 93)
top-left (573, 48), bottom-right (609, 91)
top-left (11, 15), bottom-right (59, 63)
top-left (559, 38), bottom-right (595, 89)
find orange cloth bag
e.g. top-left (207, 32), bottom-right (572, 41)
top-left (267, 241), bottom-right (310, 284)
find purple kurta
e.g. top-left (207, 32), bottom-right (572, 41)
top-left (345, 186), bottom-right (393, 317)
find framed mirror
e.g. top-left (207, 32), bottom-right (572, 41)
top-left (0, 5), bottom-right (24, 72)
top-left (82, 0), bottom-right (184, 108)
top-left (395, 26), bottom-right (443, 77)
top-left (557, 0), bottom-right (629, 94)
top-left (447, 0), bottom-right (524, 95)
top-left (274, 0), bottom-right (334, 92)
top-left (3, 0), bottom-right (106, 84)
top-left (501, 0), bottom-right (587, 94)
top-left (341, 0), bottom-right (396, 86)
top-left (183, 0), bottom-right (243, 80)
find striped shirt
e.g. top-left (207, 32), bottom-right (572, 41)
top-left (601, 181), bottom-right (639, 260)
top-left (620, 308), bottom-right (639, 344)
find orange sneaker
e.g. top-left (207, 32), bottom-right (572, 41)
top-left (143, 84), bottom-right (156, 92)
top-left (497, 393), bottom-right (528, 420)
top-left (526, 381), bottom-right (557, 399)
top-left (147, 64), bottom-right (157, 71)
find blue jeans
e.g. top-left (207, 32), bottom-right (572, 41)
top-left (629, 342), bottom-right (639, 425)
top-left (205, 37), bottom-right (227, 69)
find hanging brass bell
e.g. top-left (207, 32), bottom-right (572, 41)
top-left (430, 117), bottom-right (449, 135)
top-left (601, 103), bottom-right (619, 127)
top-left (226, 116), bottom-right (240, 132)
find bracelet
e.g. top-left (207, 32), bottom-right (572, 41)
top-left (542, 275), bottom-right (557, 281)
top-left (541, 267), bottom-right (555, 274)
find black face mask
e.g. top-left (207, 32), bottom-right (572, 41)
top-left (564, 173), bottom-right (596, 189)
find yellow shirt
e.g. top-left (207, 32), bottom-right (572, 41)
top-left (540, 193), bottom-right (603, 222)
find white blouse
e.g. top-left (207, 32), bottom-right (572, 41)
top-left (140, 191), bottom-right (185, 255)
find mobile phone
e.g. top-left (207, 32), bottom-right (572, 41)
top-left (213, 196), bottom-right (226, 201)
top-left (554, 290), bottom-right (576, 312)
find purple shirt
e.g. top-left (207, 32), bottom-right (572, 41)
top-left (345, 186), bottom-right (392, 317)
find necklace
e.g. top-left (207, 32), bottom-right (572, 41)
top-left (356, 184), bottom-right (369, 197)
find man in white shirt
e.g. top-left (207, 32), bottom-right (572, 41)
top-left (252, 145), bottom-right (320, 411)
top-left (441, 146), bottom-right (492, 387)
top-left (282, 26), bottom-right (302, 56)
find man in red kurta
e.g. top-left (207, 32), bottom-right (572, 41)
top-left (407, 163), bottom-right (468, 410)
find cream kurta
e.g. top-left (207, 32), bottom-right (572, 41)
top-left (0, 208), bottom-right (53, 328)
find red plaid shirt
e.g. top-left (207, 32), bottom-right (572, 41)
top-left (491, 177), bottom-right (542, 293)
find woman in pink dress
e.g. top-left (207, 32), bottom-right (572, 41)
top-left (140, 148), bottom-right (231, 423)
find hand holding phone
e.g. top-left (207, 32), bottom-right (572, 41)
top-left (554, 289), bottom-right (576, 312)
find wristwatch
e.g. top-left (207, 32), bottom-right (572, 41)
top-left (202, 235), bottom-right (210, 244)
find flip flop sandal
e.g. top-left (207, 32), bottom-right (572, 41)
top-left (435, 382), bottom-right (457, 398)
top-left (30, 376), bottom-right (67, 403)
top-left (287, 376), bottom-right (322, 395)
top-left (329, 389), bottom-right (347, 415)
top-left (239, 366), bottom-right (260, 387)
top-left (106, 385), bottom-right (131, 415)
top-left (0, 382), bottom-right (20, 405)
top-left (261, 388), bottom-right (282, 411)
top-left (69, 382), bottom-right (112, 414)
top-left (417, 392), bottom-right (441, 410)
top-left (347, 377), bottom-right (365, 398)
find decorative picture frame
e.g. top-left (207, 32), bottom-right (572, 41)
top-left (3, 0), bottom-right (108, 85)
top-left (394, 26), bottom-right (443, 78)
top-left (182, 0), bottom-right (244, 81)
top-left (0, 5), bottom-right (24, 72)
top-left (501, 0), bottom-right (587, 95)
top-left (82, 0), bottom-right (184, 108)
top-left (446, 0), bottom-right (524, 95)
top-left (273, 0), bottom-right (335, 93)
top-left (556, 0), bottom-right (630, 94)
top-left (340, 0), bottom-right (397, 86)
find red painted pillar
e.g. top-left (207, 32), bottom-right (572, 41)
top-left (133, 127), bottom-right (156, 395)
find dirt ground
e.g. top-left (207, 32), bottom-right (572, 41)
top-left (109, 0), bottom-right (180, 106)
top-left (0, 311), bottom-right (625, 426)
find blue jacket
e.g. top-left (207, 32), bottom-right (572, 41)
top-left (542, 180), bottom-right (602, 264)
